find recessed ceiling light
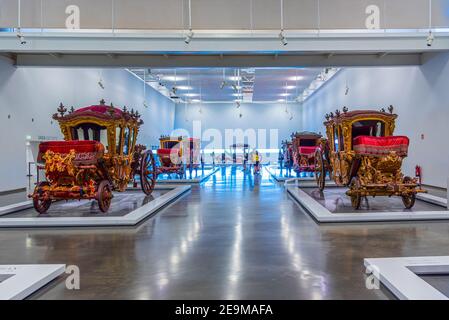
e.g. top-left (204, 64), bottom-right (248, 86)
top-left (162, 76), bottom-right (185, 82)
top-left (184, 93), bottom-right (199, 97)
top-left (176, 86), bottom-right (192, 90)
top-left (289, 76), bottom-right (304, 81)
top-left (279, 93), bottom-right (290, 97)
top-left (284, 85), bottom-right (296, 90)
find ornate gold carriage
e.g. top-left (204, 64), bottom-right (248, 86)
top-left (29, 100), bottom-right (157, 214)
top-left (314, 106), bottom-right (425, 209)
top-left (156, 135), bottom-right (201, 178)
top-left (291, 131), bottom-right (322, 175)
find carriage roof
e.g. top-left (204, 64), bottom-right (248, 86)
top-left (291, 131), bottom-right (322, 139)
top-left (324, 106), bottom-right (397, 126)
top-left (52, 99), bottom-right (143, 130)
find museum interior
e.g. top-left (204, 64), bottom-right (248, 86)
top-left (1, 0), bottom-right (449, 302)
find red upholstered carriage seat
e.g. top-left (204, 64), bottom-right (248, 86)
top-left (38, 140), bottom-right (105, 163)
top-left (353, 136), bottom-right (409, 156)
top-left (298, 146), bottom-right (318, 155)
top-left (157, 148), bottom-right (180, 156)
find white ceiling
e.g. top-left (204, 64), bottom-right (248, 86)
top-left (128, 67), bottom-right (323, 103)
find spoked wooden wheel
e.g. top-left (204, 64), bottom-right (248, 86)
top-left (97, 180), bottom-right (112, 213)
top-left (349, 177), bottom-right (362, 209)
top-left (140, 150), bottom-right (157, 195)
top-left (33, 182), bottom-right (52, 214)
top-left (314, 150), bottom-right (326, 191)
top-left (402, 176), bottom-right (416, 209)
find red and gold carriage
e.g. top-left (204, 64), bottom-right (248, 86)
top-left (156, 136), bottom-right (201, 178)
top-left (291, 131), bottom-right (322, 176)
top-left (314, 106), bottom-right (425, 209)
top-left (29, 100), bottom-right (157, 214)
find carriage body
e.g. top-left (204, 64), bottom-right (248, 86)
top-left (314, 107), bottom-right (425, 209)
top-left (157, 136), bottom-right (201, 177)
top-left (291, 131), bottom-right (322, 175)
top-left (29, 101), bottom-right (156, 214)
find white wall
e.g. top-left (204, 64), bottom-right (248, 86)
top-left (299, 53), bottom-right (449, 188)
top-left (0, 57), bottom-right (175, 192)
top-left (174, 102), bottom-right (302, 150)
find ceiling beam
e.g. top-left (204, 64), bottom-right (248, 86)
top-left (15, 52), bottom-right (424, 67)
top-left (2, 30), bottom-right (449, 55)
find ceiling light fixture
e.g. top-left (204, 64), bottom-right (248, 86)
top-left (426, 30), bottom-right (434, 47)
top-left (176, 86), bottom-right (192, 90)
top-left (279, 30), bottom-right (288, 46)
top-left (185, 29), bottom-right (194, 44)
top-left (279, 0), bottom-right (287, 46)
top-left (185, 0), bottom-right (194, 44)
top-left (289, 76), bottom-right (304, 81)
top-left (220, 69), bottom-right (227, 89)
top-left (16, 28), bottom-right (26, 45)
top-left (228, 76), bottom-right (241, 82)
top-left (427, 0), bottom-right (434, 47)
top-left (284, 85), bottom-right (296, 90)
top-left (184, 93), bottom-right (198, 97)
top-left (162, 76), bottom-right (185, 82)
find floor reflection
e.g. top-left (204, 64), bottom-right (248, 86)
top-left (1, 166), bottom-right (449, 299)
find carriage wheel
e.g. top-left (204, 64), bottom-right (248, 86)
top-left (314, 150), bottom-right (326, 191)
top-left (97, 180), bottom-right (112, 213)
top-left (402, 176), bottom-right (416, 209)
top-left (33, 182), bottom-right (52, 214)
top-left (349, 177), bottom-right (362, 209)
top-left (140, 150), bottom-right (157, 195)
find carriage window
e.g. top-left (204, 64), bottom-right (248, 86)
top-left (100, 130), bottom-right (108, 151)
top-left (352, 120), bottom-right (385, 139)
top-left (333, 126), bottom-right (339, 152)
top-left (164, 141), bottom-right (179, 149)
top-left (116, 126), bottom-right (123, 154)
top-left (72, 123), bottom-right (107, 148)
top-left (123, 127), bottom-right (130, 155)
top-left (299, 139), bottom-right (316, 147)
top-left (129, 128), bottom-right (135, 153)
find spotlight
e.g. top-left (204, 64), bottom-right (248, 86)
top-left (279, 30), bottom-right (288, 46)
top-left (220, 80), bottom-right (227, 89)
top-left (16, 29), bottom-right (26, 45)
top-left (426, 30), bottom-right (434, 47)
top-left (184, 29), bottom-right (194, 44)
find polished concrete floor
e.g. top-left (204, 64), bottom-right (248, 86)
top-left (1, 166), bottom-right (449, 299)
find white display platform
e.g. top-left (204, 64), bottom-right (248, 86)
top-left (156, 167), bottom-right (219, 184)
top-left (417, 193), bottom-right (447, 208)
top-left (0, 264), bottom-right (65, 300)
top-left (286, 186), bottom-right (449, 223)
top-left (0, 200), bottom-right (33, 217)
top-left (0, 185), bottom-right (190, 228)
top-left (364, 256), bottom-right (449, 300)
top-left (265, 165), bottom-right (318, 183)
